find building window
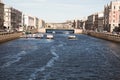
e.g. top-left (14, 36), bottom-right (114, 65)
top-left (113, 20), bottom-right (115, 22)
top-left (113, 24), bottom-right (115, 26)
top-left (114, 6), bottom-right (115, 9)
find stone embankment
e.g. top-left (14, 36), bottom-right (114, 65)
top-left (84, 31), bottom-right (120, 42)
top-left (0, 32), bottom-right (22, 43)
top-left (0, 29), bottom-right (38, 44)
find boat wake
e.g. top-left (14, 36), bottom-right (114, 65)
top-left (29, 43), bottom-right (63, 80)
top-left (1, 51), bottom-right (26, 68)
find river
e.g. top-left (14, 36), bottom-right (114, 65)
top-left (0, 33), bottom-right (120, 80)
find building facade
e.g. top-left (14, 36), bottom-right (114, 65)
top-left (86, 13), bottom-right (100, 31)
top-left (0, 0), bottom-right (4, 30)
top-left (94, 14), bottom-right (98, 31)
top-left (79, 17), bottom-right (87, 30)
top-left (23, 14), bottom-right (40, 31)
top-left (34, 17), bottom-right (39, 29)
top-left (104, 1), bottom-right (120, 32)
top-left (75, 20), bottom-right (81, 29)
top-left (98, 12), bottom-right (104, 32)
top-left (24, 14), bottom-right (34, 31)
top-left (4, 5), bottom-right (22, 32)
top-left (87, 14), bottom-right (96, 30)
top-left (38, 19), bottom-right (45, 29)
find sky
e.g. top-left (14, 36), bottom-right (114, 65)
top-left (3, 0), bottom-right (111, 23)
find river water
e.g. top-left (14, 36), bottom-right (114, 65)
top-left (0, 33), bottom-right (120, 80)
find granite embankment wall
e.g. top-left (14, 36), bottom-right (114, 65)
top-left (0, 29), bottom-right (38, 44)
top-left (84, 31), bottom-right (120, 42)
top-left (0, 32), bottom-right (22, 43)
top-left (74, 29), bottom-right (83, 34)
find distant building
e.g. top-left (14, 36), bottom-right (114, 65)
top-left (23, 14), bottom-right (41, 31)
top-left (98, 12), bottom-right (104, 32)
top-left (34, 17), bottom-right (39, 29)
top-left (94, 14), bottom-right (98, 31)
top-left (65, 20), bottom-right (73, 29)
top-left (84, 19), bottom-right (88, 30)
top-left (72, 19), bottom-right (81, 29)
top-left (87, 14), bottom-right (97, 30)
top-left (38, 19), bottom-right (45, 29)
top-left (4, 5), bottom-right (22, 32)
top-left (79, 17), bottom-right (87, 30)
top-left (75, 20), bottom-right (81, 29)
top-left (0, 0), bottom-right (4, 30)
top-left (85, 13), bottom-right (98, 30)
top-left (104, 1), bottom-right (120, 32)
top-left (23, 14), bottom-right (35, 31)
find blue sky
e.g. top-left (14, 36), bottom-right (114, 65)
top-left (4, 0), bottom-right (111, 22)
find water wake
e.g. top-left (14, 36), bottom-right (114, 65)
top-left (1, 51), bottom-right (26, 68)
top-left (29, 46), bottom-right (59, 80)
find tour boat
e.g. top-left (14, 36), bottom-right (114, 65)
top-left (46, 34), bottom-right (54, 39)
top-left (68, 35), bottom-right (76, 39)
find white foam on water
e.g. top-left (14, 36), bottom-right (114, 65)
top-left (46, 55), bottom-right (58, 68)
top-left (15, 51), bottom-right (27, 57)
top-left (110, 49), bottom-right (120, 58)
top-left (2, 57), bottom-right (21, 68)
top-left (29, 46), bottom-right (59, 80)
top-left (29, 66), bottom-right (45, 80)
top-left (39, 39), bottom-right (54, 43)
top-left (4, 51), bottom-right (26, 59)
top-left (28, 41), bottom-right (66, 80)
top-left (1, 51), bottom-right (27, 68)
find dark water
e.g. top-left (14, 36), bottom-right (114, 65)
top-left (0, 33), bottom-right (120, 80)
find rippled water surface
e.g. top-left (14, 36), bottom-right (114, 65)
top-left (0, 33), bottom-right (120, 80)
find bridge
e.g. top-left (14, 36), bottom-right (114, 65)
top-left (37, 22), bottom-right (82, 34)
top-left (38, 28), bottom-right (83, 34)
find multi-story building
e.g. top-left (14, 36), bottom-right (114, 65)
top-left (84, 20), bottom-right (88, 30)
top-left (104, 1), bottom-right (120, 32)
top-left (23, 14), bottom-right (39, 31)
top-left (75, 20), bottom-right (81, 29)
top-left (79, 17), bottom-right (87, 30)
top-left (87, 14), bottom-right (95, 30)
top-left (72, 19), bottom-right (81, 29)
top-left (98, 12), bottom-right (104, 32)
top-left (86, 13), bottom-right (98, 30)
top-left (94, 14), bottom-right (98, 30)
top-left (34, 17), bottom-right (39, 29)
top-left (38, 19), bottom-right (45, 29)
top-left (4, 5), bottom-right (22, 32)
top-left (0, 0), bottom-right (4, 30)
top-left (4, 5), bottom-right (11, 31)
